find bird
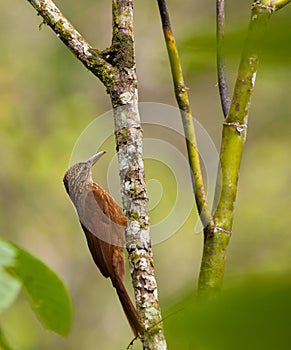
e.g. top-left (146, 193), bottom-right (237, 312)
top-left (63, 151), bottom-right (144, 336)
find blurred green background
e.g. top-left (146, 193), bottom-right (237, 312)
top-left (0, 1), bottom-right (291, 349)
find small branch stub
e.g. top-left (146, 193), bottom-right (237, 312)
top-left (27, 0), bottom-right (117, 91)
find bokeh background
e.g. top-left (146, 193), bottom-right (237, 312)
top-left (0, 1), bottom-right (291, 349)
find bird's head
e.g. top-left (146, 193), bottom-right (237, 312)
top-left (63, 151), bottom-right (106, 200)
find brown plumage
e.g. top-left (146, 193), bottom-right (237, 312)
top-left (63, 152), bottom-right (143, 336)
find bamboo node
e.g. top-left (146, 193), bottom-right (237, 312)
top-left (214, 226), bottom-right (232, 236)
top-left (223, 122), bottom-right (247, 135)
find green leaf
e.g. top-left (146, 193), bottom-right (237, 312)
top-left (0, 270), bottom-right (21, 313)
top-left (0, 241), bottom-right (21, 312)
top-left (165, 275), bottom-right (291, 349)
top-left (0, 239), bottom-right (73, 336)
top-left (0, 325), bottom-right (16, 350)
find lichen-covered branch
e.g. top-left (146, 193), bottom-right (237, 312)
top-left (198, 1), bottom-right (283, 295)
top-left (110, 2), bottom-right (167, 349)
top-left (216, 0), bottom-right (230, 118)
top-left (157, 0), bottom-right (213, 229)
top-left (26, 0), bottom-right (166, 348)
top-left (26, 0), bottom-right (117, 91)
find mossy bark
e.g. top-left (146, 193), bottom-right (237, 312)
top-left (26, 0), bottom-right (167, 348)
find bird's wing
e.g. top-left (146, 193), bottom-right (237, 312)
top-left (80, 222), bottom-right (112, 278)
top-left (77, 183), bottom-right (127, 280)
top-left (91, 183), bottom-right (127, 244)
top-left (91, 183), bottom-right (127, 280)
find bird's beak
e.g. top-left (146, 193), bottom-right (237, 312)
top-left (86, 151), bottom-right (106, 167)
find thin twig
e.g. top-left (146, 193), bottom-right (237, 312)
top-left (157, 0), bottom-right (213, 229)
top-left (216, 0), bottom-right (230, 118)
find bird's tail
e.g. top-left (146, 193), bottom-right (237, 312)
top-left (114, 275), bottom-right (144, 337)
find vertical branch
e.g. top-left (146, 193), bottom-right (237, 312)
top-left (110, 1), bottom-right (167, 349)
top-left (26, 0), bottom-right (167, 348)
top-left (157, 0), bottom-right (213, 228)
top-left (216, 0), bottom-right (230, 118)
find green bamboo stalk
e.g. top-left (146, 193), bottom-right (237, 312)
top-left (198, 0), bottom-right (290, 295)
top-left (157, 0), bottom-right (213, 228)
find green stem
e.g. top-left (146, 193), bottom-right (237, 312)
top-left (198, 1), bottom-right (278, 295)
top-left (157, 0), bottom-right (213, 228)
